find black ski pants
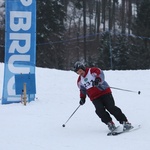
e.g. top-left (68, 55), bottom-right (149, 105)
top-left (92, 93), bottom-right (128, 125)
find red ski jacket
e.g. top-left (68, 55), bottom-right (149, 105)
top-left (77, 67), bottom-right (111, 101)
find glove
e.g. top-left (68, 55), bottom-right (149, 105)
top-left (79, 98), bottom-right (86, 105)
top-left (93, 77), bottom-right (101, 87)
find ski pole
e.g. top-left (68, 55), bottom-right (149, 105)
top-left (110, 86), bottom-right (141, 94)
top-left (62, 105), bottom-right (81, 127)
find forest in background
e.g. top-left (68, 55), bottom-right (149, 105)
top-left (0, 0), bottom-right (150, 70)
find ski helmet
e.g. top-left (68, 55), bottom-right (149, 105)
top-left (74, 61), bottom-right (86, 72)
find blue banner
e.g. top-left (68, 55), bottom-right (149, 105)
top-left (2, 0), bottom-right (36, 104)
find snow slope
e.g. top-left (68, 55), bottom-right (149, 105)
top-left (0, 63), bottom-right (150, 150)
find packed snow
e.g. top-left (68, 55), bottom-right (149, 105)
top-left (0, 62), bottom-right (150, 150)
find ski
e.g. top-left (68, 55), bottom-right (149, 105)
top-left (107, 125), bottom-right (141, 136)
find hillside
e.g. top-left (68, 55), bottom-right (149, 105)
top-left (0, 63), bottom-right (150, 150)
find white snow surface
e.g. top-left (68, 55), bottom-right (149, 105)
top-left (0, 63), bottom-right (150, 150)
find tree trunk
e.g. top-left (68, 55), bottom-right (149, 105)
top-left (83, 0), bottom-right (87, 61)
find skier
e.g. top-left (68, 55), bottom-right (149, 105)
top-left (74, 61), bottom-right (132, 131)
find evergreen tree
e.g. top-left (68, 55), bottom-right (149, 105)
top-left (36, 0), bottom-right (66, 69)
top-left (113, 34), bottom-right (130, 70)
top-left (133, 0), bottom-right (150, 38)
top-left (98, 32), bottom-right (111, 70)
top-left (132, 0), bottom-right (150, 69)
top-left (37, 0), bottom-right (66, 39)
top-left (0, 0), bottom-right (4, 63)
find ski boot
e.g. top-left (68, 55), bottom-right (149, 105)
top-left (107, 121), bottom-right (116, 131)
top-left (123, 121), bottom-right (133, 131)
